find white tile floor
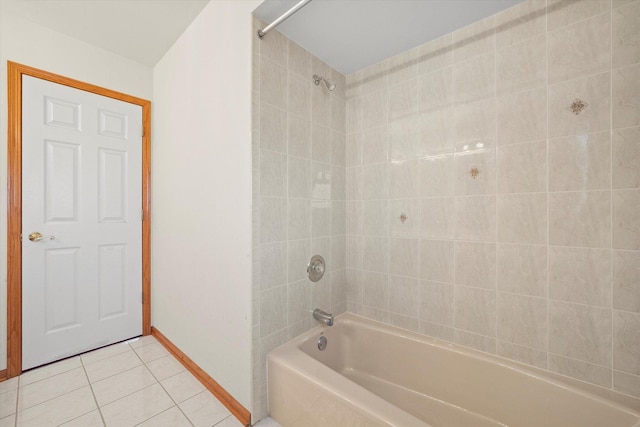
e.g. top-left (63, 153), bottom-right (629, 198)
top-left (0, 335), bottom-right (258, 427)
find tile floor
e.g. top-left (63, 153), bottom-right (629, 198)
top-left (0, 335), bottom-right (275, 427)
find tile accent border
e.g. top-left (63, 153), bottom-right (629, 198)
top-left (151, 327), bottom-right (250, 427)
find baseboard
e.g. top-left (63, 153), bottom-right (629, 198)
top-left (0, 369), bottom-right (7, 382)
top-left (151, 327), bottom-right (251, 427)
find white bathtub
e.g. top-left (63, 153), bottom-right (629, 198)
top-left (268, 313), bottom-right (640, 427)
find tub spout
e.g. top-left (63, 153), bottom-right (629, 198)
top-left (313, 308), bottom-right (334, 326)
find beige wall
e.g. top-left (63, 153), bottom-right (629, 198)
top-left (0, 8), bottom-right (153, 372)
top-left (251, 20), bottom-right (347, 420)
top-left (345, 0), bottom-right (640, 398)
top-left (152, 0), bottom-right (261, 410)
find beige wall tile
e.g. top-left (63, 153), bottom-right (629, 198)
top-left (420, 239), bottom-right (454, 283)
top-left (362, 163), bottom-right (388, 200)
top-left (455, 329), bottom-right (497, 354)
top-left (495, 0), bottom-right (546, 48)
top-left (613, 1), bottom-right (640, 68)
top-left (288, 73), bottom-right (311, 119)
top-left (613, 310), bottom-right (640, 375)
top-left (388, 275), bottom-right (421, 318)
top-left (260, 149), bottom-right (287, 197)
top-left (389, 116), bottom-right (419, 161)
top-left (331, 166), bottom-right (346, 201)
top-left (548, 354), bottom-right (612, 388)
top-left (390, 160), bottom-right (419, 199)
top-left (613, 64), bottom-right (640, 129)
top-left (549, 300), bottom-right (612, 365)
top-left (549, 246), bottom-right (612, 307)
top-left (454, 145), bottom-right (496, 196)
top-left (455, 195), bottom-right (497, 241)
top-left (288, 115), bottom-right (311, 159)
top-left (312, 124), bottom-right (331, 164)
top-left (361, 90), bottom-right (388, 130)
top-left (260, 242), bottom-right (287, 291)
top-left (288, 40), bottom-right (311, 78)
top-left (288, 156), bottom-right (311, 199)
top-left (389, 238), bottom-right (420, 278)
top-left (287, 279), bottom-right (311, 326)
top-left (454, 99), bottom-right (496, 143)
top-left (548, 12), bottom-right (611, 84)
top-left (420, 197), bottom-right (455, 239)
top-left (288, 239), bottom-right (311, 283)
top-left (613, 250), bottom-right (640, 313)
top-left (311, 161), bottom-right (331, 201)
top-left (385, 48), bottom-right (418, 88)
top-left (346, 96), bottom-right (362, 135)
top-left (389, 313), bottom-right (420, 333)
top-left (359, 62), bottom-right (388, 95)
top-left (361, 128), bottom-right (388, 165)
top-left (547, 0), bottom-right (610, 32)
top-left (497, 193), bottom-right (548, 244)
top-left (331, 96), bottom-right (346, 134)
top-left (362, 200), bottom-right (388, 237)
top-left (361, 271), bottom-right (388, 310)
top-left (496, 35), bottom-right (546, 95)
top-left (549, 190), bottom-right (611, 248)
top-left (455, 286), bottom-right (497, 337)
top-left (497, 293), bottom-right (548, 350)
top-left (497, 341), bottom-right (548, 369)
top-left (613, 189), bottom-right (640, 249)
top-left (614, 0), bottom-right (638, 8)
top-left (419, 155), bottom-right (455, 197)
top-left (331, 200), bottom-right (346, 235)
top-left (346, 236), bottom-right (363, 270)
top-left (418, 34), bottom-right (454, 75)
top-left (420, 321), bottom-right (455, 341)
top-left (331, 131), bottom-right (346, 167)
top-left (453, 53), bottom-right (496, 104)
top-left (331, 68), bottom-right (347, 101)
top-left (287, 199), bottom-right (311, 240)
top-left (362, 237), bottom-right (389, 273)
top-left (418, 109), bottom-right (456, 156)
top-left (311, 201), bottom-right (330, 237)
top-left (388, 79), bottom-right (417, 121)
top-left (346, 166), bottom-right (362, 201)
top-left (260, 102), bottom-right (287, 153)
top-left (420, 281), bottom-right (454, 326)
top-left (260, 57), bottom-right (287, 110)
top-left (260, 28), bottom-right (287, 64)
top-left (418, 67), bottom-right (453, 113)
top-left (453, 16), bottom-right (496, 63)
top-left (260, 285), bottom-right (287, 336)
top-left (614, 370), bottom-right (640, 398)
top-left (455, 242), bottom-right (497, 289)
top-left (613, 126), bottom-right (640, 189)
top-left (497, 243), bottom-right (548, 297)
top-left (497, 87), bottom-right (547, 145)
top-left (346, 133), bottom-right (362, 168)
top-left (260, 197), bottom-right (287, 243)
top-left (389, 199), bottom-right (420, 237)
top-left (548, 72), bottom-right (611, 138)
top-left (549, 131), bottom-right (612, 191)
top-left (497, 140), bottom-right (547, 194)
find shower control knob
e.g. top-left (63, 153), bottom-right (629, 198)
top-left (307, 255), bottom-right (325, 282)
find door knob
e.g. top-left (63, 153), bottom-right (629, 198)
top-left (28, 232), bottom-right (55, 242)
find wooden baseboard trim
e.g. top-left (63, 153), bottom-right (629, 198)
top-left (0, 369), bottom-right (7, 382)
top-left (151, 327), bottom-right (251, 426)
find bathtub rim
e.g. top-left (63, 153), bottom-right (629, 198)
top-left (268, 312), bottom-right (640, 422)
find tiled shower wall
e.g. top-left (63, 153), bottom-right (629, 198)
top-left (251, 19), bottom-right (347, 420)
top-left (344, 0), bottom-right (640, 399)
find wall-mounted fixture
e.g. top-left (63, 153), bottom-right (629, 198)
top-left (313, 74), bottom-right (336, 91)
top-left (307, 254), bottom-right (325, 282)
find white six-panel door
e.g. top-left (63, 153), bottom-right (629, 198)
top-left (22, 75), bottom-right (142, 370)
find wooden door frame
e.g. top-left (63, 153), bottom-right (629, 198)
top-left (6, 61), bottom-right (152, 378)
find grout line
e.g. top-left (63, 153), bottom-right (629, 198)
top-left (80, 356), bottom-right (108, 427)
top-left (609, 0), bottom-right (615, 391)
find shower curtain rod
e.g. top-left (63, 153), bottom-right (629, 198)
top-left (257, 0), bottom-right (313, 39)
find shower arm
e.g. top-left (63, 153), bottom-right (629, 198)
top-left (257, 0), bottom-right (313, 39)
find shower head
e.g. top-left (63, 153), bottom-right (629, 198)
top-left (313, 74), bottom-right (336, 91)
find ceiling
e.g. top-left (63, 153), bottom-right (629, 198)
top-left (1, 0), bottom-right (210, 66)
top-left (253, 0), bottom-right (524, 75)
